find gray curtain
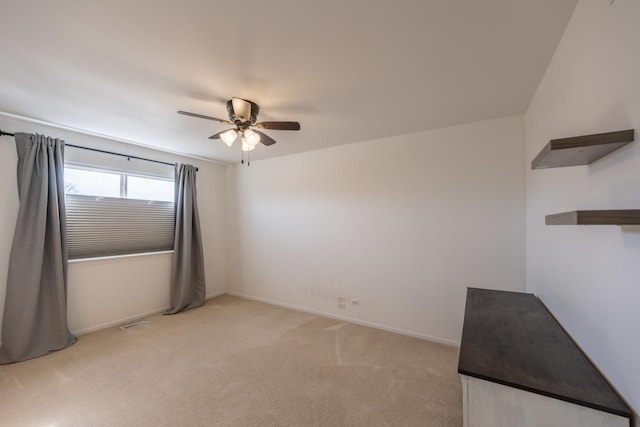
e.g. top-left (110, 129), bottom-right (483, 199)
top-left (165, 164), bottom-right (206, 314)
top-left (0, 133), bottom-right (76, 364)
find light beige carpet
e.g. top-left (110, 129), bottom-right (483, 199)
top-left (0, 295), bottom-right (462, 426)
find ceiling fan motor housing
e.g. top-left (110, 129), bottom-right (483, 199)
top-left (227, 98), bottom-right (259, 127)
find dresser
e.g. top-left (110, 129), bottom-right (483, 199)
top-left (458, 288), bottom-right (632, 427)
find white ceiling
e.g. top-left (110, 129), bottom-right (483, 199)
top-left (0, 0), bottom-right (577, 164)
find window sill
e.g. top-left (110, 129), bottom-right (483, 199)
top-left (68, 250), bottom-right (174, 265)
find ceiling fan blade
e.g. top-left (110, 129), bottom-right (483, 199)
top-left (177, 110), bottom-right (232, 124)
top-left (208, 129), bottom-right (234, 139)
top-left (254, 121), bottom-right (301, 131)
top-left (253, 130), bottom-right (277, 146)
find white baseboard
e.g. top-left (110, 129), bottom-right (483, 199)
top-left (206, 291), bottom-right (226, 301)
top-left (71, 291), bottom-right (459, 347)
top-left (226, 291), bottom-right (460, 347)
top-left (71, 306), bottom-right (169, 336)
top-left (71, 291), bottom-right (226, 336)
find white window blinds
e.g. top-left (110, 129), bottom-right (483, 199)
top-left (66, 194), bottom-right (174, 259)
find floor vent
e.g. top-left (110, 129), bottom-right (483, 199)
top-left (119, 319), bottom-right (149, 330)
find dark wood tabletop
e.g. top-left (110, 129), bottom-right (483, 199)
top-left (458, 287), bottom-right (631, 419)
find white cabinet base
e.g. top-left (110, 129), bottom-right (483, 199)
top-left (460, 375), bottom-right (629, 427)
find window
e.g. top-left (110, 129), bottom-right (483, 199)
top-left (64, 167), bottom-right (121, 198)
top-left (126, 175), bottom-right (174, 202)
top-left (64, 166), bottom-right (174, 201)
top-left (64, 165), bottom-right (175, 259)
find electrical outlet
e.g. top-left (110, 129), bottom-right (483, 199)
top-left (338, 296), bottom-right (346, 309)
top-left (351, 299), bottom-right (360, 306)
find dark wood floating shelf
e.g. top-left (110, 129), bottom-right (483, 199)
top-left (531, 129), bottom-right (634, 169)
top-left (546, 210), bottom-right (640, 225)
top-left (458, 288), bottom-right (631, 420)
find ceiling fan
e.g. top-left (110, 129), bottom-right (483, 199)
top-left (177, 97), bottom-right (301, 152)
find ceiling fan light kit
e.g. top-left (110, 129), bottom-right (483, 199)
top-left (178, 97), bottom-right (301, 164)
top-left (220, 129), bottom-right (237, 147)
top-left (243, 129), bottom-right (260, 146)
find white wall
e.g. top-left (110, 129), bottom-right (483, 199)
top-left (228, 115), bottom-right (526, 345)
top-left (0, 114), bottom-right (228, 335)
top-left (525, 0), bottom-right (640, 421)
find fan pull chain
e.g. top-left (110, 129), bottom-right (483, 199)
top-left (248, 151), bottom-right (250, 166)
top-left (241, 150), bottom-right (244, 164)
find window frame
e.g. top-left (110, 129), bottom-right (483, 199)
top-left (64, 163), bottom-right (174, 201)
top-left (63, 163), bottom-right (176, 260)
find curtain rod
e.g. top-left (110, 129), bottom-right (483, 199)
top-left (0, 129), bottom-right (197, 171)
top-left (65, 143), bottom-right (176, 168)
